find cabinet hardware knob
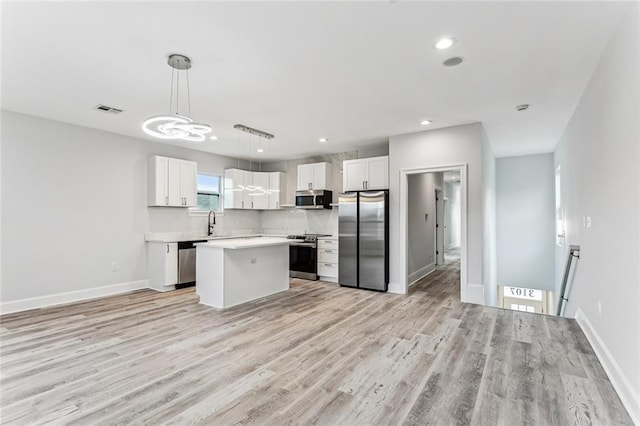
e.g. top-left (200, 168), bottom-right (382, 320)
top-left (324, 263), bottom-right (332, 267)
top-left (166, 244), bottom-right (169, 253)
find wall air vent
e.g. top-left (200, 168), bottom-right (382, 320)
top-left (94, 104), bottom-right (124, 114)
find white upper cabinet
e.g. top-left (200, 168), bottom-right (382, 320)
top-left (179, 160), bottom-right (197, 207)
top-left (365, 156), bottom-right (389, 190)
top-left (343, 156), bottom-right (389, 191)
top-left (268, 172), bottom-right (286, 209)
top-left (148, 155), bottom-right (197, 207)
top-left (224, 168), bottom-right (252, 209)
top-left (224, 169), bottom-right (287, 210)
top-left (251, 172), bottom-right (270, 210)
top-left (297, 162), bottom-right (330, 190)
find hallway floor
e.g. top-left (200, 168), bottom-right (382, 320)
top-left (0, 259), bottom-right (633, 424)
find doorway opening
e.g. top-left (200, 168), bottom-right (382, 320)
top-left (403, 167), bottom-right (464, 298)
top-left (498, 285), bottom-right (555, 315)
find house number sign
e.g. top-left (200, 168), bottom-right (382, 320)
top-left (505, 286), bottom-right (543, 301)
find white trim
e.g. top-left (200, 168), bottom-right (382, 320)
top-left (466, 283), bottom-right (485, 305)
top-left (408, 263), bottom-right (435, 287)
top-left (575, 308), bottom-right (640, 425)
top-left (0, 280), bottom-right (149, 315)
top-left (399, 164), bottom-right (469, 302)
top-left (388, 281), bottom-right (404, 294)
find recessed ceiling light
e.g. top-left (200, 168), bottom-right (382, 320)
top-left (435, 37), bottom-right (456, 50)
top-left (210, 135), bottom-right (218, 140)
top-left (257, 148), bottom-right (264, 153)
top-left (443, 57), bottom-right (464, 67)
top-left (319, 138), bottom-right (328, 143)
top-left (420, 120), bottom-right (432, 126)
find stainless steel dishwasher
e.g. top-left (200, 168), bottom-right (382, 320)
top-left (177, 240), bottom-right (206, 285)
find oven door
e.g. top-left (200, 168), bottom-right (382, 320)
top-left (289, 243), bottom-right (317, 280)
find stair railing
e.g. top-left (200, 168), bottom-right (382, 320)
top-left (556, 245), bottom-right (581, 316)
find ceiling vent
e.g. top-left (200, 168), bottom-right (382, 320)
top-left (94, 104), bottom-right (124, 114)
top-left (443, 57), bottom-right (464, 67)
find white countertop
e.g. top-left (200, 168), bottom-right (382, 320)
top-left (145, 232), bottom-right (264, 243)
top-left (197, 237), bottom-right (290, 250)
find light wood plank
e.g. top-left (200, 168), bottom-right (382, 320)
top-left (0, 255), bottom-right (632, 425)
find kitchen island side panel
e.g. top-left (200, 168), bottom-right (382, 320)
top-left (223, 245), bottom-right (289, 308)
top-left (196, 246), bottom-right (226, 308)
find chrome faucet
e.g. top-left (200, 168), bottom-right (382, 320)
top-left (208, 211), bottom-right (216, 236)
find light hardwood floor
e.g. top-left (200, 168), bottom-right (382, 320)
top-left (0, 258), bottom-right (633, 425)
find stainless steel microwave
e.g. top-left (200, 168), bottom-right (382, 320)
top-left (295, 190), bottom-right (333, 209)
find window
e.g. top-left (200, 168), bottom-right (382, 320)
top-left (194, 173), bottom-right (221, 212)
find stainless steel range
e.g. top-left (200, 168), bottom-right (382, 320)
top-left (287, 234), bottom-right (330, 280)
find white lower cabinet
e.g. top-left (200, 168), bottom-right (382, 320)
top-left (147, 242), bottom-right (178, 291)
top-left (317, 238), bottom-right (338, 283)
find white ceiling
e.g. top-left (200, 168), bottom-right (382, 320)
top-left (1, 1), bottom-right (629, 160)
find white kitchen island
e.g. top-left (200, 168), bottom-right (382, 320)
top-left (195, 237), bottom-right (290, 309)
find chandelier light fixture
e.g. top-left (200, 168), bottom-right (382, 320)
top-left (142, 54), bottom-right (212, 142)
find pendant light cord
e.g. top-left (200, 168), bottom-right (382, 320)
top-left (186, 68), bottom-right (192, 117)
top-left (176, 64), bottom-right (180, 115)
top-left (169, 66), bottom-right (175, 114)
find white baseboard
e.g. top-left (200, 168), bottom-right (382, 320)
top-left (408, 263), bottom-right (435, 287)
top-left (387, 281), bottom-right (404, 295)
top-left (575, 309), bottom-right (640, 425)
top-left (0, 280), bottom-right (149, 315)
top-left (463, 283), bottom-right (485, 305)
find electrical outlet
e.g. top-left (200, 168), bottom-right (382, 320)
top-left (111, 262), bottom-right (119, 272)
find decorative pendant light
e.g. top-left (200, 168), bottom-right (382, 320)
top-left (142, 54), bottom-right (212, 142)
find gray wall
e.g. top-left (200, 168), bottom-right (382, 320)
top-left (444, 181), bottom-right (461, 249)
top-left (554, 6), bottom-right (639, 420)
top-left (407, 172), bottom-right (443, 282)
top-left (496, 153), bottom-right (555, 291)
top-left (0, 111), bottom-right (261, 303)
top-left (389, 122), bottom-right (495, 304)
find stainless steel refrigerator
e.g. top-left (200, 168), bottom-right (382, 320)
top-left (338, 191), bottom-right (389, 291)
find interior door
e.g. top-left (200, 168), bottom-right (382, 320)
top-left (435, 189), bottom-right (445, 265)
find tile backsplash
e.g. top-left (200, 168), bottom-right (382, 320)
top-left (261, 208), bottom-right (339, 237)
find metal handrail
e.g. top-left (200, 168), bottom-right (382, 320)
top-left (557, 245), bottom-right (581, 316)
